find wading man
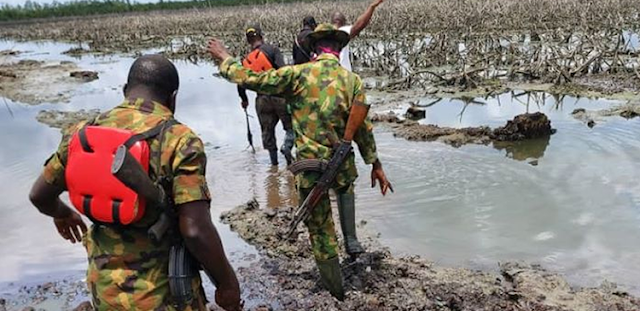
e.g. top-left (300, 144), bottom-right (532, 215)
top-left (29, 55), bottom-right (241, 311)
top-left (332, 0), bottom-right (386, 71)
top-left (239, 23), bottom-right (294, 165)
top-left (292, 16), bottom-right (317, 65)
top-left (208, 24), bottom-right (393, 300)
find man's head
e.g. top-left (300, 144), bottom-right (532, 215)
top-left (331, 12), bottom-right (347, 28)
top-left (305, 24), bottom-right (350, 55)
top-left (124, 54), bottom-right (179, 111)
top-left (245, 23), bottom-right (264, 46)
top-left (303, 16), bottom-right (317, 30)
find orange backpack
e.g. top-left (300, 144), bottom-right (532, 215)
top-left (242, 48), bottom-right (274, 72)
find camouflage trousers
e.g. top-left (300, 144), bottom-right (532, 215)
top-left (300, 184), bottom-right (354, 261)
top-left (84, 226), bottom-right (207, 311)
top-left (255, 95), bottom-right (293, 152)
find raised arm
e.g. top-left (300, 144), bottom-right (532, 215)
top-left (208, 39), bottom-right (297, 97)
top-left (350, 0), bottom-right (385, 39)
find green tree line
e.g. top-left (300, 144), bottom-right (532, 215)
top-left (0, 0), bottom-right (315, 21)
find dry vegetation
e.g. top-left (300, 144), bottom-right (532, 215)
top-left (2, 0), bottom-right (640, 93)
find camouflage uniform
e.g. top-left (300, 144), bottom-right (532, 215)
top-left (220, 53), bottom-right (378, 261)
top-left (42, 98), bottom-right (211, 311)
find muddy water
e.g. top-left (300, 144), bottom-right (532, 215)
top-left (1, 40), bottom-right (640, 301)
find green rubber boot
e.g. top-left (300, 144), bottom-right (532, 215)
top-left (315, 256), bottom-right (345, 301)
top-left (337, 193), bottom-right (365, 256)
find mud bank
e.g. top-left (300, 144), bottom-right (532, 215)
top-left (221, 201), bottom-right (640, 311)
top-left (572, 102), bottom-right (640, 127)
top-left (0, 58), bottom-right (95, 105)
top-left (36, 109), bottom-right (101, 130)
top-left (372, 112), bottom-right (555, 148)
top-left (0, 279), bottom-right (91, 311)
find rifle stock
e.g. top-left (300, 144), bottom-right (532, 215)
top-left (111, 145), bottom-right (170, 243)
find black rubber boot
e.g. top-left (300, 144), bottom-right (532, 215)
top-left (337, 192), bottom-right (364, 257)
top-left (315, 256), bottom-right (345, 301)
top-left (269, 149), bottom-right (279, 166)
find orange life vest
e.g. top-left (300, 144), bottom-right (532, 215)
top-left (242, 48), bottom-right (274, 72)
top-left (65, 120), bottom-right (175, 225)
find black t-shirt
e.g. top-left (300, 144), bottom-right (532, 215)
top-left (292, 28), bottom-right (314, 65)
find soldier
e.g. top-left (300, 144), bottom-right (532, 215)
top-left (207, 24), bottom-right (393, 300)
top-left (239, 23), bottom-right (294, 166)
top-left (292, 16), bottom-right (317, 65)
top-left (28, 55), bottom-right (241, 311)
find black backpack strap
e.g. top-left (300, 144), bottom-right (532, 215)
top-left (123, 119), bottom-right (179, 149)
top-left (77, 117), bottom-right (99, 153)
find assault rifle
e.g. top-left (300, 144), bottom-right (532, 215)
top-left (283, 103), bottom-right (370, 239)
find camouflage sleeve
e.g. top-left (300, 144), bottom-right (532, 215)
top-left (220, 56), bottom-right (297, 96)
top-left (42, 122), bottom-right (86, 188)
top-left (171, 132), bottom-right (212, 205)
top-left (351, 76), bottom-right (378, 164)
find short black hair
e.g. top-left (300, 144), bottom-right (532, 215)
top-left (303, 16), bottom-right (317, 29)
top-left (126, 55), bottom-right (179, 102)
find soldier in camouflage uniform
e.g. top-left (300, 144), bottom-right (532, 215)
top-left (29, 55), bottom-right (241, 311)
top-left (208, 24), bottom-right (393, 300)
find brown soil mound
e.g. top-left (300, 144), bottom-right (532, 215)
top-left (375, 112), bottom-right (555, 148)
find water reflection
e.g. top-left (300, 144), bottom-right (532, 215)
top-left (493, 136), bottom-right (551, 166)
top-left (264, 166), bottom-right (297, 211)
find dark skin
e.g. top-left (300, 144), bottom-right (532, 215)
top-left (29, 85), bottom-right (241, 311)
top-left (332, 0), bottom-right (385, 39)
top-left (240, 35), bottom-right (264, 110)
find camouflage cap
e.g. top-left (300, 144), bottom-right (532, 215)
top-left (306, 23), bottom-right (350, 51)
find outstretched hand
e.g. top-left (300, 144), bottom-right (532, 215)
top-left (371, 160), bottom-right (394, 196)
top-left (54, 211), bottom-right (87, 244)
top-left (208, 39), bottom-right (232, 63)
top-left (371, 0), bottom-right (385, 7)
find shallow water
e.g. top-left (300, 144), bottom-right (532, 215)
top-left (1, 40), bottom-right (640, 300)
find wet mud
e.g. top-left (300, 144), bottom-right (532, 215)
top-left (35, 109), bottom-right (100, 130)
top-left (373, 112), bottom-right (555, 148)
top-left (0, 279), bottom-right (90, 311)
top-left (572, 102), bottom-right (640, 127)
top-left (0, 58), bottom-right (93, 105)
top-left (221, 201), bottom-right (640, 311)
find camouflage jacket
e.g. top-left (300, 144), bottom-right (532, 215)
top-left (42, 98), bottom-right (211, 311)
top-left (220, 53), bottom-right (378, 188)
